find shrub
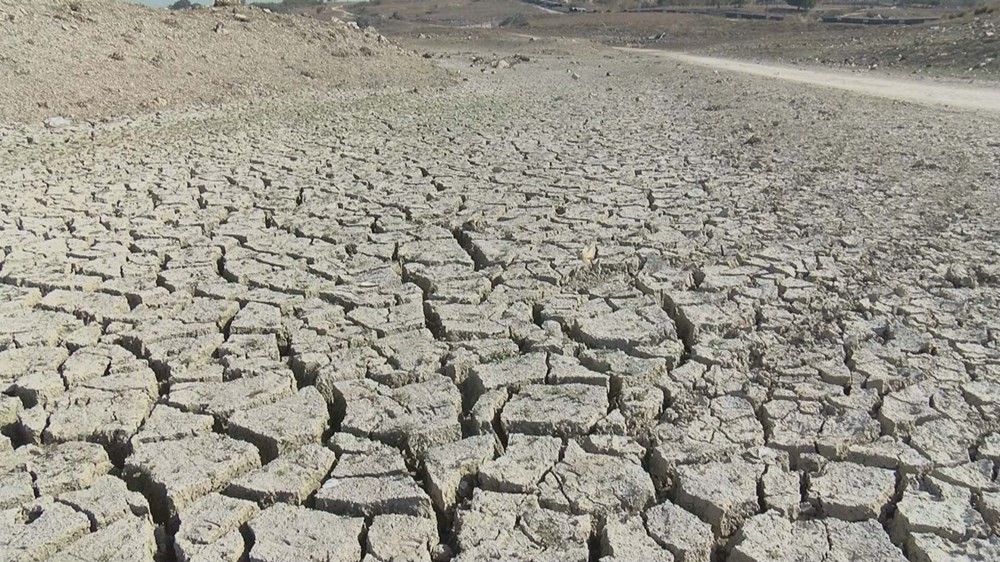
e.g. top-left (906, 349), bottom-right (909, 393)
top-left (499, 13), bottom-right (530, 28)
top-left (786, 0), bottom-right (816, 10)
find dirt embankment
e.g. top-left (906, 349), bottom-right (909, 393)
top-left (0, 0), bottom-right (441, 123)
top-left (342, 0), bottom-right (1000, 81)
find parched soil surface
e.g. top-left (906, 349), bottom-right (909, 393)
top-left (0, 0), bottom-right (438, 122)
top-left (2, 13), bottom-right (1000, 562)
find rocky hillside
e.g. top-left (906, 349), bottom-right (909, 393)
top-left (0, 0), bottom-right (436, 122)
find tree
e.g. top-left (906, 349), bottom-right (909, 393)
top-left (169, 0), bottom-right (195, 9)
top-left (785, 0), bottom-right (816, 10)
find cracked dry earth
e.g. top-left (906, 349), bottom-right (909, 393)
top-left (1, 43), bottom-right (1000, 562)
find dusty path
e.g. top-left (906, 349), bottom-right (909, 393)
top-left (624, 48), bottom-right (1000, 113)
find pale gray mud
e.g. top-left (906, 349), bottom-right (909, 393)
top-left (1, 35), bottom-right (999, 562)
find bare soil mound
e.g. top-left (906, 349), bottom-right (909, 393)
top-left (0, 0), bottom-right (438, 123)
top-left (815, 6), bottom-right (999, 76)
top-left (350, 0), bottom-right (999, 80)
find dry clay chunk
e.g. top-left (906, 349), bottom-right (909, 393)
top-left (49, 515), bottom-right (157, 562)
top-left (248, 503), bottom-right (364, 562)
top-left (538, 442), bottom-right (655, 518)
top-left (175, 493), bottom-right (260, 562)
top-left (227, 386), bottom-right (329, 461)
top-left (228, 443), bottom-right (336, 506)
top-left (125, 433), bottom-right (260, 519)
top-left (0, 499), bottom-right (91, 562)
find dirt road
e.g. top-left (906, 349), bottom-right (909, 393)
top-left (625, 48), bottom-right (1000, 113)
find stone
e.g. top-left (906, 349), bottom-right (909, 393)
top-left (43, 116), bottom-right (71, 128)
